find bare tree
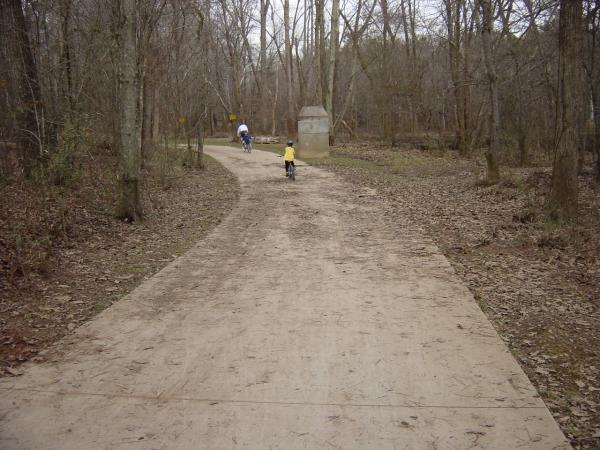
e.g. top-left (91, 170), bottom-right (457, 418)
top-left (283, 0), bottom-right (296, 135)
top-left (259, 0), bottom-right (271, 132)
top-left (584, 0), bottom-right (600, 180)
top-left (2, 0), bottom-right (596, 200)
top-left (314, 0), bottom-right (325, 104)
top-left (139, 0), bottom-right (167, 159)
top-left (337, 0), bottom-right (375, 138)
top-left (117, 0), bottom-right (143, 221)
top-left (399, 0), bottom-right (419, 132)
top-left (480, 0), bottom-right (501, 183)
top-left (0, 0), bottom-right (45, 175)
top-left (443, 0), bottom-right (473, 155)
top-left (325, 0), bottom-right (340, 143)
top-left (379, 0), bottom-right (397, 141)
top-left (548, 0), bottom-right (585, 220)
top-left (59, 0), bottom-right (75, 113)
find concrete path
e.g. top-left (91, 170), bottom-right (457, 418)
top-left (0, 146), bottom-right (569, 449)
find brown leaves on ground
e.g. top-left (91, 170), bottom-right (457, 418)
top-left (0, 150), bottom-right (239, 373)
top-left (315, 142), bottom-right (600, 450)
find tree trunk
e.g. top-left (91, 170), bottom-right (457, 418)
top-left (141, 75), bottom-right (153, 161)
top-left (259, 0), bottom-right (269, 133)
top-left (380, 0), bottom-right (395, 142)
top-left (59, 0), bottom-right (75, 113)
top-left (284, 0), bottom-right (295, 137)
top-left (295, 40), bottom-right (307, 106)
top-left (445, 0), bottom-right (470, 155)
top-left (209, 107), bottom-right (215, 137)
top-left (400, 0), bottom-right (419, 133)
top-left (325, 0), bottom-right (340, 144)
top-left (151, 83), bottom-right (160, 144)
top-left (0, 0), bottom-right (45, 175)
top-left (585, 1), bottom-right (600, 181)
top-left (272, 71), bottom-right (279, 135)
top-left (505, 42), bottom-right (529, 167)
top-left (334, 41), bottom-right (359, 139)
top-left (197, 119), bottom-right (204, 169)
top-left (518, 128), bottom-right (528, 167)
top-left (524, 0), bottom-right (557, 107)
top-left (593, 86), bottom-right (600, 181)
top-left (314, 0), bottom-right (325, 105)
top-left (480, 0), bottom-right (500, 183)
top-left (219, 0), bottom-right (242, 121)
top-left (548, 0), bottom-right (584, 220)
top-left (117, 0), bottom-right (142, 221)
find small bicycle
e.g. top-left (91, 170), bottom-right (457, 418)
top-left (286, 162), bottom-right (295, 181)
top-left (242, 140), bottom-right (252, 153)
top-left (278, 154), bottom-right (296, 181)
top-left (241, 132), bottom-right (252, 153)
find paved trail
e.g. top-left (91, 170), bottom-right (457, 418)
top-left (0, 146), bottom-right (569, 449)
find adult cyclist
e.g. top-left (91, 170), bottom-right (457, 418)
top-left (237, 122), bottom-right (251, 151)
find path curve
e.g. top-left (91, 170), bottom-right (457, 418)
top-left (0, 146), bottom-right (569, 449)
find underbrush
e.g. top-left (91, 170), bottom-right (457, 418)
top-left (1, 139), bottom-right (239, 371)
top-left (0, 137), bottom-right (200, 289)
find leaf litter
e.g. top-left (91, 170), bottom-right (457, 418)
top-left (1, 153), bottom-right (239, 377)
top-left (311, 142), bottom-right (600, 449)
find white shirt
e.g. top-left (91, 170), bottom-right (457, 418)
top-left (237, 124), bottom-right (249, 137)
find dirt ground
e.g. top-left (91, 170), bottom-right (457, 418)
top-left (0, 152), bottom-right (239, 374)
top-left (0, 146), bottom-right (568, 449)
top-left (1, 140), bottom-right (598, 448)
top-left (309, 142), bottom-right (600, 449)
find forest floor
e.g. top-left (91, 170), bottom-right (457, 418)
top-left (0, 149), bottom-right (239, 376)
top-left (307, 142), bottom-right (600, 449)
top-left (1, 139), bottom-right (598, 448)
top-left (0, 145), bottom-right (567, 449)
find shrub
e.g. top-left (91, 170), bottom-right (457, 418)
top-left (47, 118), bottom-right (81, 186)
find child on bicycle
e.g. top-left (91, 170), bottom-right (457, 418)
top-left (284, 140), bottom-right (295, 177)
top-left (241, 132), bottom-right (252, 149)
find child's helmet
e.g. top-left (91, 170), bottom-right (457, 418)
top-left (287, 140), bottom-right (293, 146)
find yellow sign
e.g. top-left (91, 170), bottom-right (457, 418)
top-left (228, 114), bottom-right (237, 121)
top-left (178, 116), bottom-right (186, 125)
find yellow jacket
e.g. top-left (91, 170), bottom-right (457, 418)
top-left (284, 146), bottom-right (295, 161)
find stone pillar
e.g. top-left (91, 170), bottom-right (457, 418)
top-left (298, 106), bottom-right (329, 158)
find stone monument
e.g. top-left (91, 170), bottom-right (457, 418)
top-left (297, 106), bottom-right (329, 158)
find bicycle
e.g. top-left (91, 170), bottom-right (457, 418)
top-left (278, 154), bottom-right (296, 181)
top-left (286, 162), bottom-right (296, 181)
top-left (242, 139), bottom-right (252, 153)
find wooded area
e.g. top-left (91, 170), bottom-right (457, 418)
top-left (0, 0), bottom-right (598, 220)
top-left (1, 1), bottom-right (600, 447)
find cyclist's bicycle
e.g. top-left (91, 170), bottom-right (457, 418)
top-left (286, 162), bottom-right (296, 181)
top-left (278, 154), bottom-right (296, 181)
top-left (240, 131), bottom-right (252, 153)
top-left (242, 139), bottom-right (252, 153)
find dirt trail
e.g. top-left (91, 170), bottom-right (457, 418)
top-left (0, 146), bottom-right (569, 449)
